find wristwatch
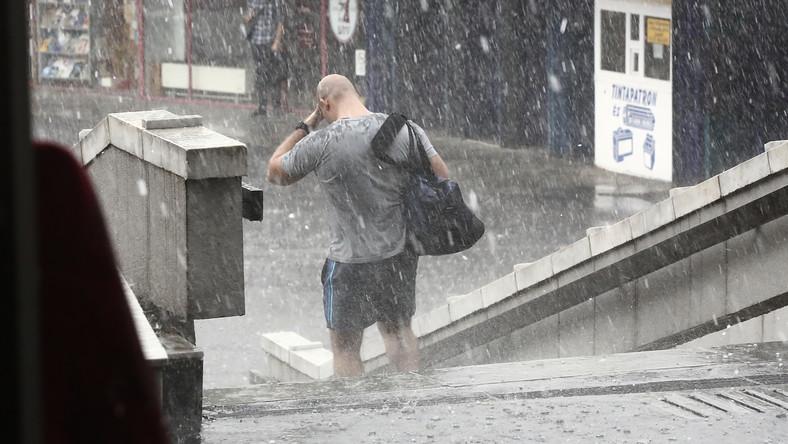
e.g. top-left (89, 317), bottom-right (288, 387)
top-left (295, 121), bottom-right (310, 135)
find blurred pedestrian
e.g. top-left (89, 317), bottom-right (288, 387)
top-left (244, 0), bottom-right (287, 116)
top-left (266, 75), bottom-right (449, 377)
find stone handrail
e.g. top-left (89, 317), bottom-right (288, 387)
top-left (359, 140), bottom-right (788, 371)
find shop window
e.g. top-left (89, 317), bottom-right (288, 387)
top-left (601, 10), bottom-right (626, 73)
top-left (645, 16), bottom-right (671, 81)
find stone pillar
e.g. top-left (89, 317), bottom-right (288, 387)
top-left (76, 110), bottom-right (248, 443)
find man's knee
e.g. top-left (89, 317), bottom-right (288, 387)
top-left (377, 318), bottom-right (411, 336)
top-left (330, 329), bottom-right (363, 354)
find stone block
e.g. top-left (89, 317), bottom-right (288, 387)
top-left (142, 115), bottom-right (203, 130)
top-left (594, 284), bottom-right (637, 355)
top-left (413, 304), bottom-right (451, 337)
top-left (556, 260), bottom-right (595, 290)
top-left (142, 129), bottom-right (188, 178)
top-left (81, 117), bottom-right (112, 165)
top-left (186, 144), bottom-right (248, 180)
top-left (688, 243), bottom-right (727, 328)
top-left (484, 278), bottom-right (558, 322)
top-left (764, 140), bottom-right (788, 152)
top-left (551, 237), bottom-right (591, 274)
top-left (159, 334), bottom-right (203, 444)
top-left (722, 318), bottom-right (764, 345)
top-left (122, 275), bottom-right (168, 364)
top-left (187, 177), bottom-right (244, 319)
top-left (111, 109), bottom-right (177, 128)
top-left (514, 256), bottom-right (553, 292)
top-left (588, 219), bottom-right (633, 256)
top-left (629, 210), bottom-right (648, 239)
top-left (719, 152), bottom-right (771, 196)
top-left (513, 262), bottom-right (531, 271)
top-left (634, 259), bottom-right (692, 347)
top-left (506, 314), bottom-right (559, 361)
top-left (242, 182), bottom-right (264, 221)
top-left (558, 299), bottom-right (595, 357)
top-left (449, 289), bottom-right (484, 321)
top-left (480, 273), bottom-right (517, 308)
top-left (107, 114), bottom-right (144, 160)
top-left (642, 197), bottom-right (676, 233)
top-left (78, 128), bottom-right (91, 141)
top-left (151, 126), bottom-right (247, 179)
top-left (763, 306), bottom-right (788, 342)
top-left (767, 140), bottom-right (788, 173)
top-left (86, 147), bottom-right (151, 304)
top-left (726, 216), bottom-right (788, 313)
top-left (260, 331), bottom-right (318, 365)
top-left (147, 164), bottom-right (188, 321)
top-left (592, 242), bottom-right (636, 272)
top-left (289, 348), bottom-right (333, 380)
top-left (672, 176), bottom-right (722, 218)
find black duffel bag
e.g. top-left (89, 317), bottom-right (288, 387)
top-left (371, 114), bottom-right (485, 256)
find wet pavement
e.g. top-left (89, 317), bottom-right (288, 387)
top-left (201, 343), bottom-right (788, 443)
top-left (31, 87), bottom-right (672, 388)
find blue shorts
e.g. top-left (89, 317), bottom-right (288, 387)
top-left (321, 250), bottom-right (418, 331)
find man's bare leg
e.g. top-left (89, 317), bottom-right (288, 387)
top-left (377, 319), bottom-right (420, 372)
top-left (329, 328), bottom-right (364, 377)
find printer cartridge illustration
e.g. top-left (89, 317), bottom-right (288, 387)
top-left (643, 134), bottom-right (656, 170)
top-left (623, 105), bottom-right (656, 131)
top-left (613, 127), bottom-right (634, 162)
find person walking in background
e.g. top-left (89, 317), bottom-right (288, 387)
top-left (245, 0), bottom-right (287, 116)
top-left (266, 74), bottom-right (449, 377)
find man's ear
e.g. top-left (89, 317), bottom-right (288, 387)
top-left (319, 98), bottom-right (329, 111)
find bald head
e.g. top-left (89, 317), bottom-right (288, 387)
top-left (315, 74), bottom-right (369, 123)
top-left (317, 74), bottom-right (358, 102)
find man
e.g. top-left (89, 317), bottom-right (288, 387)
top-left (266, 74), bottom-right (449, 377)
top-left (245, 0), bottom-right (286, 116)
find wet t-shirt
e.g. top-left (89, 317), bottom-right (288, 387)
top-left (281, 113), bottom-right (438, 263)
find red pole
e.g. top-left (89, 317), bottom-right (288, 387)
top-left (136, 0), bottom-right (145, 97)
top-left (320, 0), bottom-right (328, 76)
top-left (186, 0), bottom-right (193, 99)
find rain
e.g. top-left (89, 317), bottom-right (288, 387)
top-left (18, 0), bottom-right (788, 442)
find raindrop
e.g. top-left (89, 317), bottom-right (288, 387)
top-left (548, 74), bottom-right (562, 93)
top-left (136, 179), bottom-right (148, 196)
top-left (480, 36), bottom-right (490, 53)
top-left (560, 18), bottom-right (568, 34)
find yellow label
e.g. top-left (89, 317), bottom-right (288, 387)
top-left (646, 18), bottom-right (671, 46)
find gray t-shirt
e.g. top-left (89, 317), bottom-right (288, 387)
top-left (281, 113), bottom-right (438, 263)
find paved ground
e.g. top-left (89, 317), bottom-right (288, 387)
top-left (201, 343), bottom-right (788, 443)
top-left (31, 86), bottom-right (672, 388)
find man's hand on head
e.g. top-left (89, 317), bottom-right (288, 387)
top-left (304, 105), bottom-right (322, 129)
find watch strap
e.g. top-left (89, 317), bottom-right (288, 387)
top-left (295, 121), bottom-right (310, 135)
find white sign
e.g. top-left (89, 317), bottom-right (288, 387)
top-left (594, 0), bottom-right (672, 182)
top-left (329, 0), bottom-right (358, 44)
top-left (355, 49), bottom-right (366, 76)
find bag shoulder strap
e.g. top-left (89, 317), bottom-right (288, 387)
top-left (371, 113), bottom-right (434, 178)
top-left (371, 113), bottom-right (408, 166)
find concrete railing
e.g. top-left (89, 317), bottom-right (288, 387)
top-left (77, 110), bottom-right (247, 335)
top-left (77, 110), bottom-right (250, 443)
top-left (356, 139), bottom-right (788, 372)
